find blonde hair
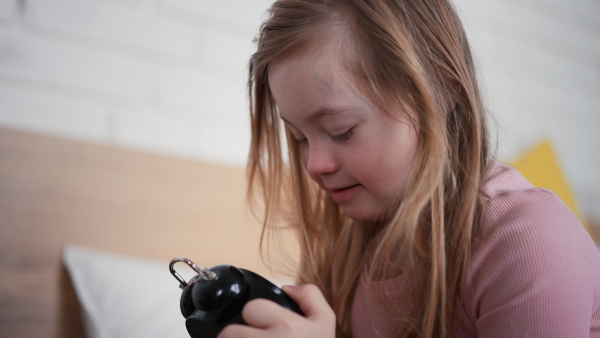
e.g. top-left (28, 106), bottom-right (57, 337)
top-left (247, 0), bottom-right (488, 336)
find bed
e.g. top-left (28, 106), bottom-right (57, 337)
top-left (0, 126), bottom-right (280, 338)
top-left (1, 126), bottom-right (598, 338)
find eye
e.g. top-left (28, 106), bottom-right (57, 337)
top-left (331, 127), bottom-right (355, 142)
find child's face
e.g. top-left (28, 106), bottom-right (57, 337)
top-left (269, 46), bottom-right (417, 222)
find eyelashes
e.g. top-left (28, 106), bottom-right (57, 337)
top-left (331, 127), bottom-right (355, 142)
top-left (289, 126), bottom-right (356, 144)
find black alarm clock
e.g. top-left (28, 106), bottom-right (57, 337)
top-left (169, 257), bottom-right (303, 338)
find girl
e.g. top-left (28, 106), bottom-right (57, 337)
top-left (220, 0), bottom-right (600, 337)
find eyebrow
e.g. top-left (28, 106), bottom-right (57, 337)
top-left (280, 106), bottom-right (348, 125)
top-left (308, 107), bottom-right (346, 122)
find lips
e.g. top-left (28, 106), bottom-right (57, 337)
top-left (330, 184), bottom-right (359, 192)
top-left (328, 184), bottom-right (361, 203)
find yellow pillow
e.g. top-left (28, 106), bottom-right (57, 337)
top-left (510, 139), bottom-right (588, 231)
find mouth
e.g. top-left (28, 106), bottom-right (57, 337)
top-left (331, 184), bottom-right (359, 192)
top-left (329, 184), bottom-right (361, 203)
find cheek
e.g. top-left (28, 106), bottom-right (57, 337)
top-left (363, 135), bottom-right (415, 196)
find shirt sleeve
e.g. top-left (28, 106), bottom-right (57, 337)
top-left (463, 188), bottom-right (600, 338)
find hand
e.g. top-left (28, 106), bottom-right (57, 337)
top-left (217, 284), bottom-right (336, 338)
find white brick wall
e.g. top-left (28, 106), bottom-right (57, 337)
top-left (0, 31), bottom-right (152, 100)
top-left (0, 0), bottom-right (598, 220)
top-left (157, 69), bottom-right (246, 116)
top-left (455, 0), bottom-right (600, 220)
top-left (24, 0), bottom-right (196, 58)
top-left (0, 1), bottom-right (16, 21)
top-left (0, 86), bottom-right (109, 142)
top-left (157, 0), bottom-right (269, 30)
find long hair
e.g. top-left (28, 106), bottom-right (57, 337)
top-left (247, 0), bottom-right (488, 336)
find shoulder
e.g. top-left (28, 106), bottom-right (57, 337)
top-left (475, 160), bottom-right (596, 267)
top-left (478, 161), bottom-right (587, 253)
top-left (459, 160), bottom-right (600, 337)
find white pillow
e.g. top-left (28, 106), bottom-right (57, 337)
top-left (62, 245), bottom-right (194, 338)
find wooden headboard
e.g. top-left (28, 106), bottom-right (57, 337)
top-left (0, 127), bottom-right (270, 338)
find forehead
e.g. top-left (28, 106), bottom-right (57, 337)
top-left (268, 36), bottom-right (364, 106)
top-left (268, 49), bottom-right (416, 134)
top-left (269, 41), bottom-right (345, 79)
top-left (268, 47), bottom-right (360, 116)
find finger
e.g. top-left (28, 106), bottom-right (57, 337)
top-left (281, 284), bottom-right (335, 322)
top-left (217, 323), bottom-right (263, 338)
top-left (242, 298), bottom-right (299, 328)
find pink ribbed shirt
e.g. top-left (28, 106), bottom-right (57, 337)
top-left (350, 161), bottom-right (600, 337)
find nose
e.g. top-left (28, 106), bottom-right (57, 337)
top-left (302, 143), bottom-right (339, 179)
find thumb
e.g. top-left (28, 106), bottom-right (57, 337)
top-left (281, 284), bottom-right (335, 321)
